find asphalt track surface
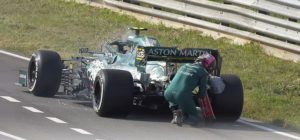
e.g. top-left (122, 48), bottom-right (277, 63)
top-left (0, 53), bottom-right (300, 140)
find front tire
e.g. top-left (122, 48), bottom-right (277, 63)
top-left (92, 69), bottom-right (133, 117)
top-left (210, 74), bottom-right (244, 122)
top-left (28, 50), bottom-right (62, 97)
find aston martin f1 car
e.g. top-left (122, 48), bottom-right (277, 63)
top-left (18, 27), bottom-right (243, 121)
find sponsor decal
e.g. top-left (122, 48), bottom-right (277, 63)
top-left (147, 48), bottom-right (209, 57)
top-left (136, 47), bottom-right (145, 60)
top-left (135, 47), bottom-right (215, 66)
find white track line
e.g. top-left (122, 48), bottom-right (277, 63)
top-left (70, 128), bottom-right (93, 135)
top-left (0, 131), bottom-right (26, 140)
top-left (0, 96), bottom-right (21, 102)
top-left (22, 106), bottom-right (44, 113)
top-left (238, 119), bottom-right (300, 140)
top-left (0, 50), bottom-right (30, 61)
top-left (45, 117), bottom-right (67, 124)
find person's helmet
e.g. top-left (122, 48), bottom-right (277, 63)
top-left (195, 53), bottom-right (216, 72)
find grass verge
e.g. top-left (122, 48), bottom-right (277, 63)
top-left (0, 0), bottom-right (299, 131)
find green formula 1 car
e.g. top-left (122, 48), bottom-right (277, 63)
top-left (18, 27), bottom-right (243, 121)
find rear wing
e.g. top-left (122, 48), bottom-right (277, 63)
top-left (135, 46), bottom-right (222, 76)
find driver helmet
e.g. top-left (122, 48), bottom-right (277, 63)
top-left (195, 53), bottom-right (216, 70)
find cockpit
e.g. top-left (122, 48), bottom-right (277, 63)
top-left (127, 36), bottom-right (160, 47)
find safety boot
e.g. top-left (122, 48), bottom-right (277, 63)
top-left (171, 109), bottom-right (183, 126)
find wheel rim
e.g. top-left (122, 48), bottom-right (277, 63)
top-left (28, 59), bottom-right (38, 90)
top-left (94, 76), bottom-right (104, 110)
top-left (94, 81), bottom-right (101, 107)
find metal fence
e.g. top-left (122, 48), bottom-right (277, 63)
top-left (103, 0), bottom-right (300, 54)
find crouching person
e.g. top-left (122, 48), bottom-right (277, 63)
top-left (164, 53), bottom-right (216, 126)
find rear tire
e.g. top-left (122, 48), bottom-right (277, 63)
top-left (28, 50), bottom-right (62, 97)
top-left (92, 69), bottom-right (133, 117)
top-left (210, 74), bottom-right (243, 122)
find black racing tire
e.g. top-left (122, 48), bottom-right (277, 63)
top-left (92, 69), bottom-right (133, 117)
top-left (210, 74), bottom-right (244, 122)
top-left (28, 50), bottom-right (62, 97)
